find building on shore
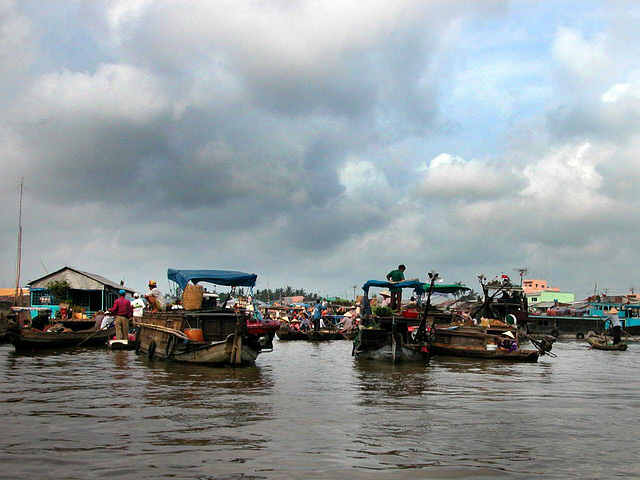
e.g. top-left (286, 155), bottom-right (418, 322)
top-left (523, 279), bottom-right (575, 305)
top-left (27, 266), bottom-right (135, 318)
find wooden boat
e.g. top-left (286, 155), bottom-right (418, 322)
top-left (340, 329), bottom-right (358, 340)
top-left (353, 324), bottom-right (429, 362)
top-left (6, 325), bottom-right (115, 350)
top-left (587, 337), bottom-right (628, 351)
top-left (307, 329), bottom-right (342, 341)
top-left (430, 325), bottom-right (540, 362)
top-left (276, 325), bottom-right (308, 340)
top-left (352, 274), bottom-right (470, 363)
top-left (136, 269), bottom-right (280, 366)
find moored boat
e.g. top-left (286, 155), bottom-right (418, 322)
top-left (353, 272), bottom-right (469, 363)
top-left (135, 269), bottom-right (280, 366)
top-left (6, 324), bottom-right (114, 350)
top-left (306, 329), bottom-right (342, 341)
top-left (430, 324), bottom-right (541, 362)
top-left (276, 324), bottom-right (308, 340)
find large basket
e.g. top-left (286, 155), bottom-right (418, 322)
top-left (182, 284), bottom-right (204, 310)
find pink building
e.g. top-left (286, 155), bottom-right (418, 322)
top-left (522, 279), bottom-right (559, 294)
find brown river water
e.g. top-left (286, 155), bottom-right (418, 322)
top-left (1, 339), bottom-right (639, 479)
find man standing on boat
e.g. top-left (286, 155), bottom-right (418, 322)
top-left (110, 289), bottom-right (133, 340)
top-left (312, 299), bottom-right (325, 332)
top-left (145, 281), bottom-right (165, 313)
top-left (386, 264), bottom-right (406, 311)
top-left (606, 308), bottom-right (622, 345)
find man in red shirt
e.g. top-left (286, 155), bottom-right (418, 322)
top-left (110, 289), bottom-right (133, 340)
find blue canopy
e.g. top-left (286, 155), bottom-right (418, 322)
top-left (362, 280), bottom-right (470, 296)
top-left (362, 280), bottom-right (426, 296)
top-left (167, 268), bottom-right (257, 290)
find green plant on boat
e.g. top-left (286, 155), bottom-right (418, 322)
top-left (372, 306), bottom-right (394, 317)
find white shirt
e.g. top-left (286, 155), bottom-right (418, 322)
top-left (131, 298), bottom-right (146, 317)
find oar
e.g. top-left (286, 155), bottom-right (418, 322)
top-left (622, 329), bottom-right (639, 342)
top-left (76, 324), bottom-right (112, 347)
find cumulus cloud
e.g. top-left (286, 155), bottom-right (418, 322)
top-left (417, 153), bottom-right (523, 201)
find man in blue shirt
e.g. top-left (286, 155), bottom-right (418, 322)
top-left (312, 299), bottom-right (325, 332)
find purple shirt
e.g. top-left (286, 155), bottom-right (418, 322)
top-left (111, 297), bottom-right (133, 318)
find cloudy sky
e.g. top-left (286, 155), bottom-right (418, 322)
top-left (2, 0), bottom-right (640, 299)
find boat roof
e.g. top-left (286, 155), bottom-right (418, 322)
top-left (362, 280), bottom-right (470, 296)
top-left (167, 268), bottom-right (257, 290)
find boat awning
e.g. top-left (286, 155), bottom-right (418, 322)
top-left (167, 268), bottom-right (258, 290)
top-left (362, 280), bottom-right (470, 296)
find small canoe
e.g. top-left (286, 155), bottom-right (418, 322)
top-left (587, 337), bottom-right (628, 351)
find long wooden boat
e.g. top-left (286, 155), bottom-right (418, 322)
top-left (6, 325), bottom-right (115, 350)
top-left (352, 276), bottom-right (470, 363)
top-left (276, 325), bottom-right (308, 340)
top-left (136, 269), bottom-right (280, 366)
top-left (587, 337), bottom-right (628, 351)
top-left (306, 329), bottom-right (342, 341)
top-left (430, 325), bottom-right (541, 362)
top-left (353, 325), bottom-right (429, 362)
top-left (136, 311), bottom-right (279, 365)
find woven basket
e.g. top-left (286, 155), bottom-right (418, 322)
top-left (182, 284), bottom-right (204, 310)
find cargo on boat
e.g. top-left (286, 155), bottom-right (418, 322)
top-left (135, 269), bottom-right (279, 366)
top-left (428, 275), bottom-right (555, 362)
top-left (353, 272), bottom-right (469, 363)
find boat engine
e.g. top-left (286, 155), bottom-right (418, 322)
top-left (538, 335), bottom-right (556, 356)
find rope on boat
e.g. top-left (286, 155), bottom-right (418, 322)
top-left (135, 321), bottom-right (190, 341)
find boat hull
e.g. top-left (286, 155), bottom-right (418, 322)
top-left (307, 330), bottom-right (342, 341)
top-left (6, 327), bottom-right (115, 350)
top-left (276, 327), bottom-right (308, 340)
top-left (431, 326), bottom-right (540, 362)
top-left (587, 337), bottom-right (628, 351)
top-left (135, 310), bottom-right (277, 366)
top-left (353, 328), bottom-right (429, 363)
top-left (430, 344), bottom-right (539, 361)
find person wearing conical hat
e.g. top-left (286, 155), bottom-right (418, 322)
top-left (607, 307), bottom-right (622, 345)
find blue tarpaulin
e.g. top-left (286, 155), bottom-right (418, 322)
top-left (361, 280), bottom-right (470, 296)
top-left (167, 268), bottom-right (258, 290)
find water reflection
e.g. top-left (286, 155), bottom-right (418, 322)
top-left (1, 342), bottom-right (639, 478)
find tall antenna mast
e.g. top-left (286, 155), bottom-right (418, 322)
top-left (513, 267), bottom-right (528, 286)
top-left (14, 177), bottom-right (24, 307)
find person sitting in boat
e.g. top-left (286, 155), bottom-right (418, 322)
top-left (338, 310), bottom-right (356, 333)
top-left (100, 311), bottom-right (115, 329)
top-left (380, 291), bottom-right (391, 307)
top-left (93, 311), bottom-right (105, 329)
top-left (299, 312), bottom-right (310, 331)
top-left (145, 281), bottom-right (165, 313)
top-left (606, 308), bottom-right (622, 345)
top-left (31, 311), bottom-right (51, 332)
top-left (498, 331), bottom-right (518, 352)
